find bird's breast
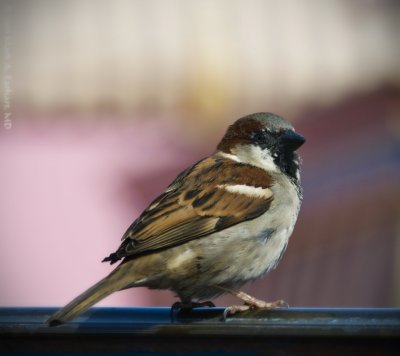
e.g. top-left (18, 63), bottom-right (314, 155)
top-left (204, 175), bottom-right (301, 283)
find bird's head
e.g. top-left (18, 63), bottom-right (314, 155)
top-left (217, 112), bottom-right (305, 181)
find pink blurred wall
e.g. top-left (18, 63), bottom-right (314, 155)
top-left (0, 118), bottom-right (202, 306)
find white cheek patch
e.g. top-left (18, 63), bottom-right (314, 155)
top-left (252, 146), bottom-right (279, 172)
top-left (218, 184), bottom-right (273, 199)
top-left (231, 145), bottom-right (279, 173)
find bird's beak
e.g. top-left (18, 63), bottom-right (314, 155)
top-left (279, 130), bottom-right (306, 152)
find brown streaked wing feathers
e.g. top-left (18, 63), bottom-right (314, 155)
top-left (117, 155), bottom-right (273, 258)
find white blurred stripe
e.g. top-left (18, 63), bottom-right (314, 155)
top-left (6, 0), bottom-right (400, 116)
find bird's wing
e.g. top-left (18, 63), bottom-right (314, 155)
top-left (104, 155), bottom-right (274, 263)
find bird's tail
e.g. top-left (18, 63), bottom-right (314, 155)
top-left (47, 263), bottom-right (133, 326)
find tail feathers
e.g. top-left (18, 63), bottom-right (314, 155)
top-left (102, 252), bottom-right (120, 265)
top-left (47, 266), bottom-right (132, 326)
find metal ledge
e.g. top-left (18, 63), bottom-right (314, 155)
top-left (1, 307), bottom-right (399, 354)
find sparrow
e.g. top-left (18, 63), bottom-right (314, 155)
top-left (47, 112), bottom-right (305, 326)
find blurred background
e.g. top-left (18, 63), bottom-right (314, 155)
top-left (0, 0), bottom-right (399, 308)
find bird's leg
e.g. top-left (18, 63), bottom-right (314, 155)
top-left (220, 286), bottom-right (288, 308)
top-left (216, 285), bottom-right (288, 319)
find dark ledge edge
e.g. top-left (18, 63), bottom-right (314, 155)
top-left (0, 307), bottom-right (399, 336)
top-left (1, 307), bottom-right (400, 353)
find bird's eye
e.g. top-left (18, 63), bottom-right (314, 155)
top-left (252, 130), bottom-right (268, 143)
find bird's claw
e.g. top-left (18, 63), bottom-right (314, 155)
top-left (222, 304), bottom-right (251, 320)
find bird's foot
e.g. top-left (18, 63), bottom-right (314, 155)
top-left (171, 300), bottom-right (216, 311)
top-left (170, 300), bottom-right (216, 321)
top-left (216, 286), bottom-right (288, 320)
top-left (222, 299), bottom-right (288, 320)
